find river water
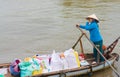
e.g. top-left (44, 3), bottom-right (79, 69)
top-left (0, 0), bottom-right (120, 77)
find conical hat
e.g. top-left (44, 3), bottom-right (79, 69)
top-left (86, 14), bottom-right (99, 22)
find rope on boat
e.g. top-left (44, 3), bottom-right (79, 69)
top-left (77, 27), bottom-right (120, 77)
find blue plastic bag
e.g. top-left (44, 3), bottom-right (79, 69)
top-left (0, 74), bottom-right (4, 77)
top-left (9, 59), bottom-right (21, 77)
top-left (19, 58), bottom-right (40, 77)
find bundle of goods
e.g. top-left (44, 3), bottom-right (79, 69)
top-left (8, 48), bottom-right (89, 77)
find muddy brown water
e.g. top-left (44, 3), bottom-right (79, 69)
top-left (0, 0), bottom-right (120, 77)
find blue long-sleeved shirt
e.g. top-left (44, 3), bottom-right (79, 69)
top-left (80, 21), bottom-right (103, 42)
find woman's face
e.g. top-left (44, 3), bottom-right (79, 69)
top-left (87, 18), bottom-right (94, 23)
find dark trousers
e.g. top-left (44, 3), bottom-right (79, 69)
top-left (93, 40), bottom-right (104, 62)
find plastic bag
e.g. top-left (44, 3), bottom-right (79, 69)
top-left (59, 52), bottom-right (68, 69)
top-left (19, 58), bottom-right (40, 77)
top-left (0, 68), bottom-right (8, 77)
top-left (79, 53), bottom-right (85, 61)
top-left (33, 54), bottom-right (51, 73)
top-left (0, 74), bottom-right (4, 77)
top-left (51, 50), bottom-right (63, 71)
top-left (64, 48), bottom-right (80, 69)
top-left (73, 51), bottom-right (80, 67)
top-left (60, 57), bottom-right (69, 69)
top-left (32, 67), bottom-right (43, 75)
top-left (0, 68), bottom-right (7, 75)
top-left (19, 62), bottom-right (33, 77)
top-left (80, 60), bottom-right (89, 66)
top-left (9, 59), bottom-right (21, 77)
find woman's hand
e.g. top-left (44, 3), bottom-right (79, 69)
top-left (76, 24), bottom-right (80, 27)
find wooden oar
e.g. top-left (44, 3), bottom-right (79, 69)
top-left (76, 26), bottom-right (120, 77)
top-left (72, 35), bottom-right (82, 49)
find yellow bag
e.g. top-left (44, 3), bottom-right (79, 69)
top-left (73, 51), bottom-right (80, 67)
top-left (32, 67), bottom-right (43, 75)
top-left (24, 57), bottom-right (32, 62)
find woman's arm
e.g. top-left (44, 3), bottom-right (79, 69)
top-left (80, 22), bottom-right (96, 30)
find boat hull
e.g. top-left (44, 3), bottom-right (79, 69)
top-left (0, 53), bottom-right (118, 77)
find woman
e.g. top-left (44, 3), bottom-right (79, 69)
top-left (76, 14), bottom-right (104, 63)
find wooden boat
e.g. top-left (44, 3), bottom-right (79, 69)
top-left (0, 29), bottom-right (119, 77)
top-left (0, 53), bottom-right (119, 77)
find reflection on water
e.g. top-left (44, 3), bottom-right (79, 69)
top-left (0, 0), bottom-right (120, 77)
